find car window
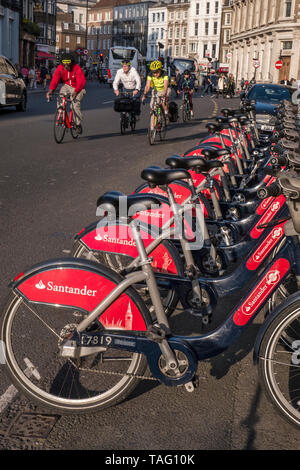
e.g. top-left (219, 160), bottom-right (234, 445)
top-left (0, 57), bottom-right (8, 74)
top-left (248, 86), bottom-right (290, 102)
top-left (5, 60), bottom-right (16, 76)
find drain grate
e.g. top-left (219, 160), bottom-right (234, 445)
top-left (5, 412), bottom-right (60, 439)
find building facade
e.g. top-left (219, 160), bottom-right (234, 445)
top-left (166, 0), bottom-right (190, 59)
top-left (229, 0), bottom-right (300, 84)
top-left (87, 0), bottom-right (114, 64)
top-left (188, 0), bottom-right (222, 64)
top-left (218, 0), bottom-right (232, 67)
top-left (146, 1), bottom-right (167, 60)
top-left (112, 1), bottom-right (156, 57)
top-left (19, 0), bottom-right (40, 68)
top-left (0, 0), bottom-right (20, 64)
top-left (34, 0), bottom-right (56, 61)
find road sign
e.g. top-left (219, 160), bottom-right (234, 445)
top-left (275, 60), bottom-right (283, 70)
top-left (226, 52), bottom-right (232, 60)
top-left (83, 49), bottom-right (88, 55)
top-left (253, 60), bottom-right (260, 69)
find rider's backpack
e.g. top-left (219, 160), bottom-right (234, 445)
top-left (168, 101), bottom-right (178, 122)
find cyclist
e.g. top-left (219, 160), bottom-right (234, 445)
top-left (46, 53), bottom-right (86, 134)
top-left (141, 60), bottom-right (170, 120)
top-left (113, 60), bottom-right (141, 116)
top-left (177, 69), bottom-right (195, 117)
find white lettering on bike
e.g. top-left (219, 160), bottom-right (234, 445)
top-left (94, 233), bottom-right (136, 246)
top-left (35, 280), bottom-right (97, 297)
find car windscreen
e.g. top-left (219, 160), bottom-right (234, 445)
top-left (172, 59), bottom-right (195, 74)
top-left (111, 48), bottom-right (136, 60)
top-left (248, 86), bottom-right (291, 103)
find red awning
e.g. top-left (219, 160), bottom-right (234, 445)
top-left (218, 67), bottom-right (229, 73)
top-left (36, 51), bottom-right (56, 59)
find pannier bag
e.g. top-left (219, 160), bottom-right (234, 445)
top-left (114, 97), bottom-right (134, 113)
top-left (168, 101), bottom-right (178, 122)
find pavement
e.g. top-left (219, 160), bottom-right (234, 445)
top-left (0, 82), bottom-right (299, 451)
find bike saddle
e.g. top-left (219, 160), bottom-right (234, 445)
top-left (283, 129), bottom-right (299, 141)
top-left (215, 117), bottom-right (230, 128)
top-left (166, 155), bottom-right (224, 173)
top-left (141, 167), bottom-right (191, 187)
top-left (201, 148), bottom-right (224, 160)
top-left (281, 138), bottom-right (299, 151)
top-left (286, 152), bottom-right (300, 168)
top-left (279, 175), bottom-right (300, 200)
top-left (97, 191), bottom-right (163, 217)
top-left (206, 123), bottom-right (221, 133)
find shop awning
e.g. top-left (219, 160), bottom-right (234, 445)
top-left (36, 51), bottom-right (56, 59)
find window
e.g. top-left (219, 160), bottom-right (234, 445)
top-left (169, 27), bottom-right (173, 39)
top-left (215, 1), bottom-right (219, 14)
top-left (66, 47), bottom-right (69, 53)
top-left (169, 12), bottom-right (174, 19)
top-left (282, 40), bottom-right (293, 49)
top-left (65, 35), bottom-right (70, 43)
top-left (182, 45), bottom-right (186, 56)
top-left (225, 13), bottom-right (231, 25)
top-left (205, 22), bottom-right (209, 35)
top-left (77, 36), bottom-right (81, 44)
top-left (63, 22), bottom-right (68, 29)
top-left (285, 0), bottom-right (292, 17)
top-left (161, 28), bottom-right (164, 39)
top-left (182, 26), bottom-right (187, 38)
top-left (151, 45), bottom-right (154, 57)
top-left (152, 13), bottom-right (155, 22)
top-left (56, 34), bottom-right (59, 42)
top-left (79, 14), bottom-right (83, 23)
top-left (157, 13), bottom-right (160, 22)
top-left (203, 43), bottom-right (208, 58)
top-left (176, 26), bottom-right (180, 39)
top-left (75, 24), bottom-right (79, 31)
top-left (206, 2), bottom-right (210, 14)
top-left (195, 22), bottom-right (199, 35)
top-left (103, 39), bottom-right (106, 49)
top-left (183, 11), bottom-right (188, 19)
top-left (176, 11), bottom-right (181, 19)
top-left (213, 21), bottom-right (218, 35)
top-left (212, 43), bottom-right (216, 57)
top-left (196, 3), bottom-right (199, 14)
top-left (225, 29), bottom-right (230, 43)
top-left (161, 12), bottom-right (165, 21)
top-left (175, 45), bottom-right (179, 56)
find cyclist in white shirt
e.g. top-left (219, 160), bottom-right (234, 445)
top-left (113, 60), bottom-right (141, 96)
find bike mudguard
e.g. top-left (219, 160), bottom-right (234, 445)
top-left (76, 220), bottom-right (183, 276)
top-left (252, 290), bottom-right (300, 365)
top-left (11, 258), bottom-right (151, 332)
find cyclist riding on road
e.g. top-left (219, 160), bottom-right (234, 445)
top-left (46, 53), bottom-right (86, 134)
top-left (113, 60), bottom-right (141, 116)
top-left (178, 69), bottom-right (195, 117)
top-left (142, 60), bottom-right (170, 119)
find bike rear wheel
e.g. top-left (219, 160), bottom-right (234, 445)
top-left (54, 108), bottom-right (66, 144)
top-left (0, 287), bottom-right (150, 414)
top-left (130, 113), bottom-right (136, 132)
top-left (258, 299), bottom-right (300, 428)
top-left (159, 111), bottom-right (167, 141)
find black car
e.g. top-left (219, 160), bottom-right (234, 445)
top-left (241, 83), bottom-right (292, 133)
top-left (0, 55), bottom-right (27, 112)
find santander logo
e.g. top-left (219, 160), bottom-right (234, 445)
top-left (35, 280), bottom-right (97, 297)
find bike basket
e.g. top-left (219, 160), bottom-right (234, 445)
top-left (114, 97), bottom-right (134, 113)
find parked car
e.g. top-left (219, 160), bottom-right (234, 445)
top-left (240, 83), bottom-right (292, 133)
top-left (0, 55), bottom-right (27, 112)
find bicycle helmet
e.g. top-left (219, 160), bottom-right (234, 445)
top-left (121, 60), bottom-right (131, 66)
top-left (150, 60), bottom-right (163, 72)
top-left (61, 52), bottom-right (75, 65)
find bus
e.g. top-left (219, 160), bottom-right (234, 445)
top-left (108, 46), bottom-right (145, 86)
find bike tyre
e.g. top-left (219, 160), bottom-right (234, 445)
top-left (159, 112), bottom-right (167, 141)
top-left (0, 278), bottom-right (151, 414)
top-left (54, 108), bottom-right (66, 144)
top-left (120, 114), bottom-right (126, 135)
top-left (148, 112), bottom-right (157, 145)
top-left (258, 299), bottom-right (300, 429)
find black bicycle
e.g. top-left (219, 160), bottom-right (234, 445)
top-left (148, 92), bottom-right (167, 145)
top-left (182, 88), bottom-right (192, 122)
top-left (114, 91), bottom-right (138, 135)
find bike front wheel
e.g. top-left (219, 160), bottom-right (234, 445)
top-left (148, 112), bottom-right (157, 145)
top-left (159, 112), bottom-right (167, 141)
top-left (54, 108), bottom-right (66, 143)
top-left (0, 291), bottom-right (149, 414)
top-left (120, 113), bottom-right (127, 135)
top-left (258, 299), bottom-right (300, 428)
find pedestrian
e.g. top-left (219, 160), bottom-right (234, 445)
top-left (217, 74), bottom-right (225, 98)
top-left (226, 74), bottom-right (235, 98)
top-left (240, 77), bottom-right (245, 91)
top-left (28, 66), bottom-right (37, 89)
top-left (200, 73), bottom-right (212, 97)
top-left (21, 66), bottom-right (29, 86)
top-left (280, 76), bottom-right (291, 86)
top-left (40, 64), bottom-right (49, 90)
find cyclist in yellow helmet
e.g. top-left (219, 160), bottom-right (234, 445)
top-left (142, 60), bottom-right (170, 119)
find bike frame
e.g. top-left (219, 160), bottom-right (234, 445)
top-left (67, 213), bottom-right (300, 386)
top-left (57, 96), bottom-right (73, 129)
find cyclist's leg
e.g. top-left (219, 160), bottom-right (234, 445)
top-left (72, 88), bottom-right (86, 130)
top-left (189, 91), bottom-right (194, 116)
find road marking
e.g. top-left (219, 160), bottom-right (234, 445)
top-left (0, 358), bottom-right (40, 413)
top-left (102, 100), bottom-right (114, 104)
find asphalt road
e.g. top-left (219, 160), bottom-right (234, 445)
top-left (0, 82), bottom-right (299, 451)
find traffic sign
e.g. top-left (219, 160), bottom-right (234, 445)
top-left (275, 60), bottom-right (283, 70)
top-left (253, 60), bottom-right (260, 69)
top-left (226, 52), bottom-right (232, 60)
top-left (83, 49), bottom-right (88, 55)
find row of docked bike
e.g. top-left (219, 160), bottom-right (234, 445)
top-left (2, 97), bottom-right (300, 430)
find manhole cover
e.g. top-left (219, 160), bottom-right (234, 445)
top-left (6, 413), bottom-right (60, 439)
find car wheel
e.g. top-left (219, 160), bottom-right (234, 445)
top-left (16, 92), bottom-right (27, 112)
